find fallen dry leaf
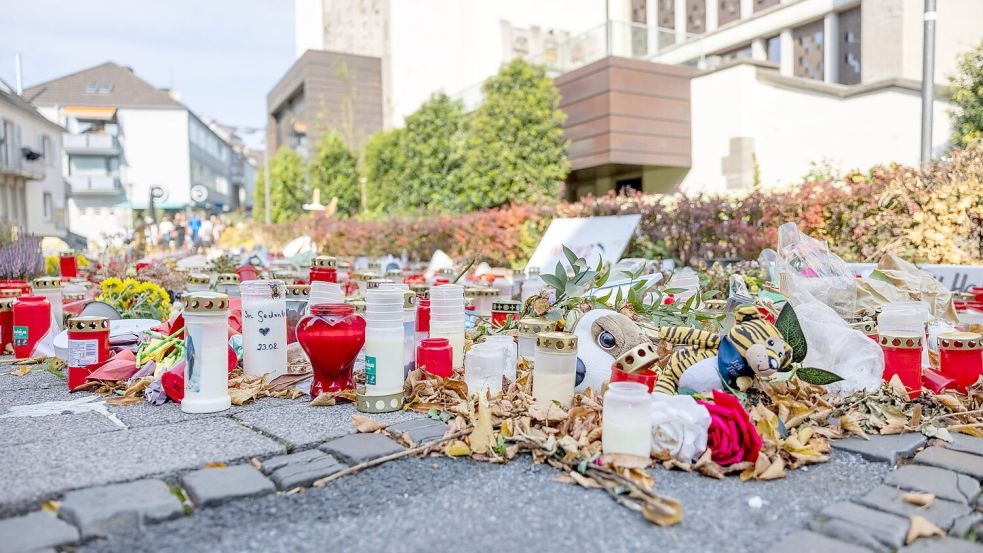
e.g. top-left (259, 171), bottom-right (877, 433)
top-left (936, 394), bottom-right (968, 413)
top-left (601, 453), bottom-right (652, 469)
top-left (528, 400), bottom-right (568, 423)
top-left (839, 414), bottom-right (870, 440)
top-left (250, 457), bottom-right (263, 470)
top-left (105, 396), bottom-right (144, 406)
top-left (467, 393), bottom-right (496, 454)
top-left (642, 498), bottom-right (684, 527)
top-left (444, 440), bottom-right (471, 457)
top-left (206, 462), bottom-right (227, 468)
top-left (11, 366), bottom-right (31, 377)
top-left (758, 457), bottom-right (786, 480)
top-left (902, 492), bottom-right (935, 507)
top-left (352, 414), bottom-right (387, 433)
top-left (41, 500), bottom-right (61, 513)
top-left (905, 515), bottom-right (944, 544)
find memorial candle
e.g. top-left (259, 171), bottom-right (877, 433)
top-left (182, 292), bottom-right (232, 414)
top-left (240, 280), bottom-right (288, 381)
top-left (533, 331), bottom-right (578, 408)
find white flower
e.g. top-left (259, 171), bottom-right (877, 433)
top-left (650, 392), bottom-right (711, 463)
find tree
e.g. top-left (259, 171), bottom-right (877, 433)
top-left (310, 131), bottom-right (360, 216)
top-left (455, 58), bottom-right (569, 211)
top-left (364, 127), bottom-right (405, 214)
top-left (950, 40), bottom-right (983, 149)
top-left (256, 147), bottom-right (306, 223)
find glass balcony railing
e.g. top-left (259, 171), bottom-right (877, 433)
top-left (67, 175), bottom-right (122, 195)
top-left (63, 133), bottom-right (121, 154)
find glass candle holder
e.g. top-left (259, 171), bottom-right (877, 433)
top-left (296, 303), bottom-right (365, 397)
top-left (66, 316), bottom-right (110, 391)
top-left (429, 284), bottom-right (465, 367)
top-left (401, 289), bottom-right (417, 375)
top-left (353, 271), bottom-right (379, 296)
top-left (533, 331), bottom-right (578, 408)
top-left (511, 269), bottom-right (525, 300)
top-left (879, 332), bottom-right (923, 399)
top-left (491, 300), bottom-right (521, 329)
top-left (285, 284), bottom-right (310, 344)
top-left (483, 334), bottom-right (518, 383)
top-left (938, 331), bottom-right (983, 392)
top-left (468, 287), bottom-right (498, 318)
top-left (416, 298), bottom-right (430, 345)
top-left (610, 342), bottom-right (661, 393)
top-left (32, 276), bottom-right (63, 331)
top-left (518, 318), bottom-right (553, 361)
top-left (59, 251), bottom-right (78, 278)
top-left (417, 337), bottom-right (453, 377)
top-left (240, 280), bottom-right (288, 381)
top-left (361, 288), bottom-right (406, 412)
top-left (215, 273), bottom-right (241, 297)
top-left (492, 275), bottom-right (512, 299)
top-left (521, 268), bottom-right (543, 302)
top-left (0, 298), bottom-right (12, 353)
top-left (12, 296), bottom-right (52, 359)
top-left (182, 292), bottom-right (232, 413)
top-left (186, 273), bottom-right (211, 294)
top-left (465, 341), bottom-right (506, 397)
top-left (602, 381), bottom-right (653, 458)
top-left (310, 255), bottom-right (338, 283)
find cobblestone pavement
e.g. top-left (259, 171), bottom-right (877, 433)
top-left (1, 356), bottom-right (982, 553)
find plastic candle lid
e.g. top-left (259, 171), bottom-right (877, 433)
top-left (612, 342), bottom-right (660, 374)
top-left (492, 300), bottom-right (521, 313)
top-left (878, 332), bottom-right (923, 349)
top-left (536, 331), bottom-right (577, 352)
top-left (216, 273), bottom-right (240, 284)
top-left (286, 284), bottom-right (311, 297)
top-left (183, 292), bottom-right (230, 313)
top-left (32, 277), bottom-right (63, 290)
top-left (312, 256), bottom-right (337, 268)
top-left (66, 316), bottom-right (110, 333)
top-left (187, 273), bottom-right (210, 285)
top-left (938, 332), bottom-right (982, 350)
top-left (518, 318), bottom-right (553, 334)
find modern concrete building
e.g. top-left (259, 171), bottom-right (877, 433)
top-left (24, 62), bottom-right (235, 246)
top-left (0, 79), bottom-right (67, 238)
top-left (294, 0), bottom-right (983, 198)
top-left (267, 49), bottom-right (384, 160)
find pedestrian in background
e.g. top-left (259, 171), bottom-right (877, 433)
top-left (158, 215), bottom-right (174, 252)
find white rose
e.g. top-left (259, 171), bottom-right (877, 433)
top-left (650, 392), bottom-right (711, 463)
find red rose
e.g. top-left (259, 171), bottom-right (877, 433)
top-left (698, 390), bottom-right (762, 466)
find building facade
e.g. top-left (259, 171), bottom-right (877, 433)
top-left (24, 63), bottom-right (234, 246)
top-left (292, 0), bottom-right (983, 198)
top-left (0, 80), bottom-right (67, 238)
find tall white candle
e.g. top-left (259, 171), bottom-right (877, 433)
top-left (532, 331), bottom-right (578, 408)
top-left (182, 292), bottom-right (231, 414)
top-left (602, 382), bottom-right (652, 457)
top-left (240, 280), bottom-right (288, 381)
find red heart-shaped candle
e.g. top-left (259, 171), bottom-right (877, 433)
top-left (296, 303), bottom-right (365, 398)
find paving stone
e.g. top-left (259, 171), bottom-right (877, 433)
top-left (0, 411), bottom-right (121, 447)
top-left (947, 435), bottom-right (983, 457)
top-left (261, 449), bottom-right (347, 490)
top-left (180, 464), bottom-right (275, 508)
top-left (885, 465), bottom-right (980, 504)
top-left (0, 417), bottom-right (286, 517)
top-left (810, 501), bottom-right (910, 552)
top-left (0, 385), bottom-right (97, 409)
top-left (832, 434), bottom-right (928, 464)
top-left (0, 511), bottom-right (79, 552)
top-left (321, 432), bottom-right (405, 465)
top-left (900, 537), bottom-right (983, 552)
top-left (58, 479), bottom-right (184, 539)
top-left (0, 365), bottom-right (65, 391)
top-left (856, 485), bottom-right (971, 530)
top-left (109, 396), bottom-right (289, 428)
top-left (765, 529), bottom-right (873, 553)
top-left (387, 417), bottom-right (449, 444)
top-left (915, 447), bottom-right (983, 479)
top-left (233, 402), bottom-right (424, 448)
top-left (951, 512), bottom-right (983, 539)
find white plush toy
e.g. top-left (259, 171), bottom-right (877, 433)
top-left (571, 309), bottom-right (651, 392)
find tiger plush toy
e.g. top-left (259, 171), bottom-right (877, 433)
top-left (654, 305), bottom-right (793, 395)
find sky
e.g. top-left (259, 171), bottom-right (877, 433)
top-left (0, 0), bottom-right (295, 143)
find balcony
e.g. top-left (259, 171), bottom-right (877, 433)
top-left (0, 154), bottom-right (45, 180)
top-left (63, 133), bottom-right (121, 155)
top-left (67, 175), bottom-right (122, 195)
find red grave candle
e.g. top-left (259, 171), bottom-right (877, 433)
top-left (12, 296), bottom-right (51, 359)
top-left (879, 332), bottom-right (923, 399)
top-left (59, 251), bottom-right (79, 278)
top-left (938, 331), bottom-right (983, 393)
top-left (610, 342), bottom-right (661, 393)
top-left (491, 299), bottom-right (522, 329)
top-left (850, 320), bottom-right (878, 341)
top-left (417, 337), bottom-right (453, 378)
top-left (310, 256), bottom-right (338, 283)
top-left (0, 299), bottom-right (13, 353)
top-left (66, 316), bottom-right (110, 390)
top-left (296, 303), bottom-right (365, 398)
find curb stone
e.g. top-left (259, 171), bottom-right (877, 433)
top-left (321, 432), bottom-right (405, 464)
top-left (765, 529), bottom-right (873, 553)
top-left (261, 449), bottom-right (348, 490)
top-left (914, 447), bottom-right (983, 480)
top-left (0, 511), bottom-right (79, 553)
top-left (831, 434), bottom-right (928, 464)
top-left (181, 465), bottom-right (275, 508)
top-left (58, 479), bottom-right (185, 539)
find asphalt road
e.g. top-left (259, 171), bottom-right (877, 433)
top-left (81, 451), bottom-right (891, 553)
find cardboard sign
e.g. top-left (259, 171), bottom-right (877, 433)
top-left (526, 215), bottom-right (642, 272)
top-left (847, 263), bottom-right (983, 292)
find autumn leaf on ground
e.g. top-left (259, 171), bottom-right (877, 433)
top-left (41, 500), bottom-right (61, 513)
top-left (11, 366), bottom-right (31, 377)
top-left (839, 414), bottom-right (869, 440)
top-left (527, 400), bottom-right (568, 423)
top-left (905, 515), bottom-right (944, 544)
top-left (250, 457), bottom-right (263, 470)
top-left (444, 440), bottom-right (471, 457)
top-left (601, 453), bottom-right (652, 469)
top-left (352, 414), bottom-right (387, 433)
top-left (642, 498), bottom-right (684, 527)
top-left (468, 393), bottom-right (496, 455)
top-left (205, 462), bottom-right (227, 468)
top-left (902, 492), bottom-right (935, 507)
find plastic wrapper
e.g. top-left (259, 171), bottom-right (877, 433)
top-left (858, 254), bottom-right (959, 324)
top-left (776, 222), bottom-right (857, 318)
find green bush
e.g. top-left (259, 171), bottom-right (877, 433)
top-left (253, 147), bottom-right (307, 223)
top-left (950, 40), bottom-right (983, 149)
top-left (310, 131), bottom-right (360, 216)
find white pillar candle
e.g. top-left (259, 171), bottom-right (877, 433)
top-left (240, 280), bottom-right (288, 381)
top-left (32, 277), bottom-right (64, 331)
top-left (602, 382), bottom-right (652, 458)
top-left (429, 320), bottom-right (465, 368)
top-left (464, 342), bottom-right (506, 396)
top-left (483, 334), bottom-right (517, 383)
top-left (182, 292), bottom-right (231, 414)
top-left (364, 288), bottom-right (406, 399)
top-left (532, 331), bottom-right (578, 408)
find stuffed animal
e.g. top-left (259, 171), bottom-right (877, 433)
top-left (571, 309), bottom-right (651, 392)
top-left (654, 305), bottom-right (793, 395)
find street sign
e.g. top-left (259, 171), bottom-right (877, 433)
top-left (190, 185), bottom-right (208, 204)
top-left (150, 185), bottom-right (167, 200)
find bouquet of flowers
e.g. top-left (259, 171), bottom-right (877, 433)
top-left (98, 277), bottom-right (172, 321)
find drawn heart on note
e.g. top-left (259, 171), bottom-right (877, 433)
top-left (259, 328), bottom-right (270, 336)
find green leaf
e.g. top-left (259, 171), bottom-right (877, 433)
top-left (795, 367), bottom-right (844, 386)
top-left (554, 262), bottom-right (568, 289)
top-left (541, 273), bottom-right (565, 292)
top-left (562, 245), bottom-right (579, 267)
top-left (775, 303), bottom-right (808, 364)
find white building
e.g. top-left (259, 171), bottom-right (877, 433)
top-left (294, 0), bottom-right (983, 196)
top-left (0, 79), bottom-right (67, 238)
top-left (24, 63), bottom-right (234, 247)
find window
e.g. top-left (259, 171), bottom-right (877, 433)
top-left (615, 177), bottom-right (642, 194)
top-left (0, 120), bottom-right (7, 167)
top-left (98, 82), bottom-right (113, 93)
top-left (753, 0), bottom-right (779, 12)
top-left (793, 20), bottom-right (825, 81)
top-left (69, 155), bottom-right (118, 176)
top-left (658, 0), bottom-right (674, 29)
top-left (838, 7), bottom-right (862, 85)
top-left (766, 35), bottom-right (781, 64)
top-left (43, 193), bottom-right (53, 220)
top-left (36, 135), bottom-right (51, 164)
top-left (686, 0), bottom-right (706, 34)
top-left (718, 0), bottom-right (740, 27)
top-left (86, 81), bottom-right (98, 93)
top-left (719, 44), bottom-right (752, 63)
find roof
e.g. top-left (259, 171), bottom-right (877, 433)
top-left (0, 78), bottom-right (65, 131)
top-left (23, 62), bottom-right (182, 109)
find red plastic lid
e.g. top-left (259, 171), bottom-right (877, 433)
top-left (311, 303), bottom-right (355, 316)
top-left (419, 337), bottom-right (450, 349)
